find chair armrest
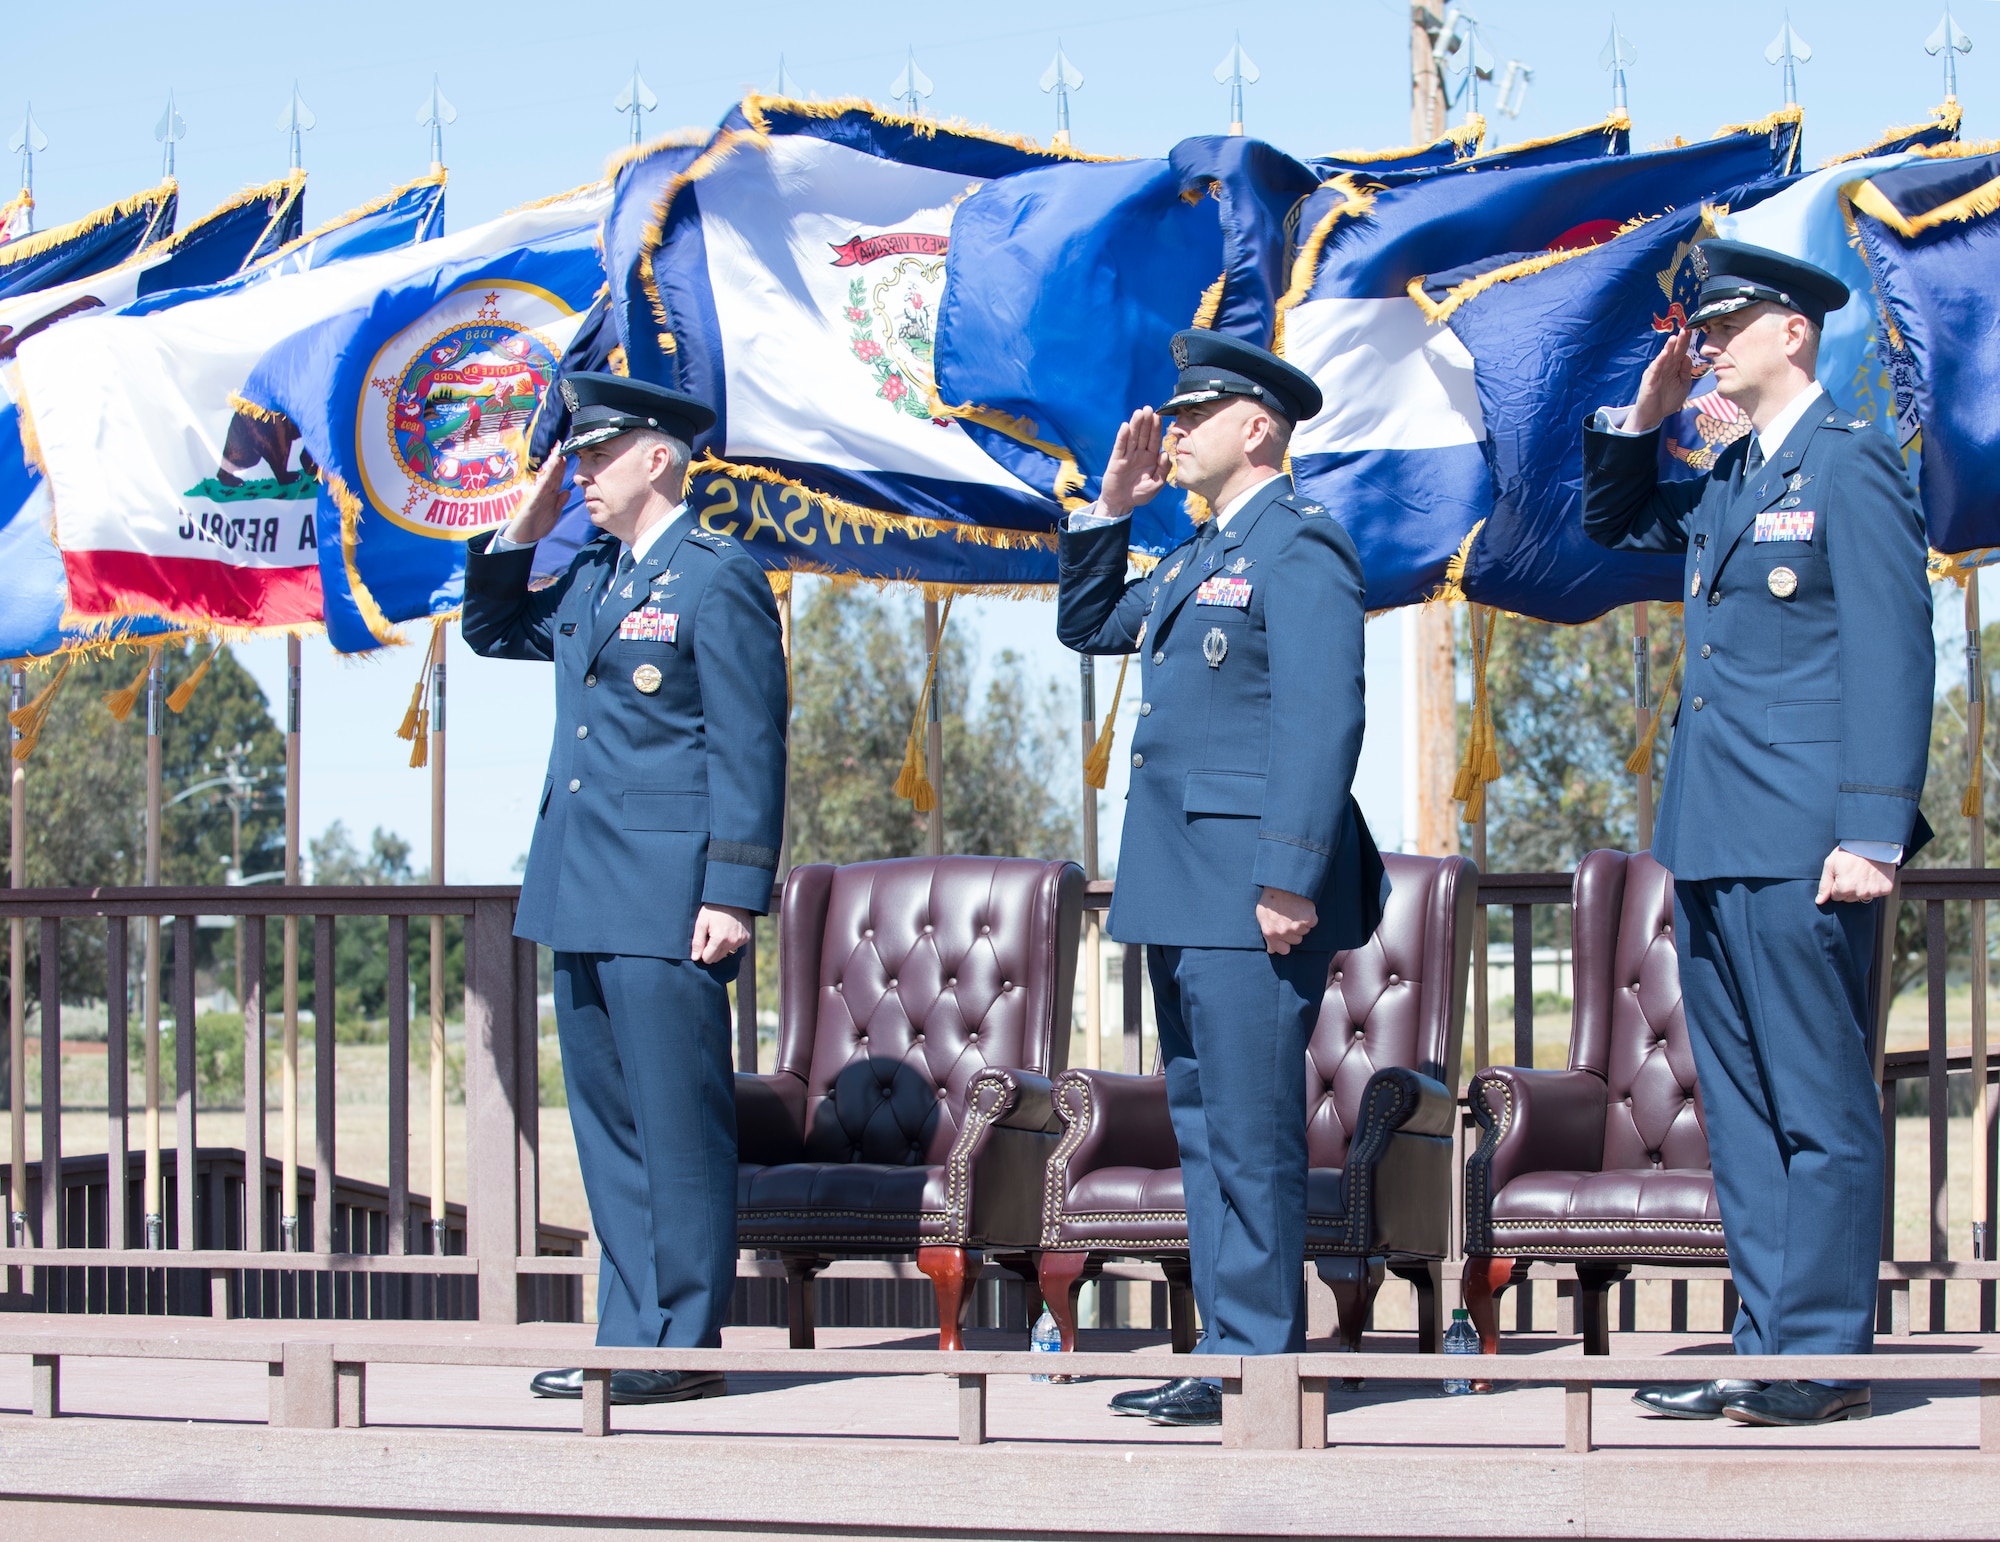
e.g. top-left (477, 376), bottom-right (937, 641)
top-left (945, 1069), bottom-right (1064, 1249)
top-left (966, 1067), bottom-right (1060, 1134)
top-left (1332, 1067), bottom-right (1456, 1257)
top-left (1464, 1066), bottom-right (1608, 1254)
top-left (1051, 1067), bottom-right (1178, 1176)
top-left (734, 1071), bottom-right (806, 1166)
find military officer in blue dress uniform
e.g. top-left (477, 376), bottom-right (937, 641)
top-left (463, 373), bottom-right (788, 1404)
top-left (1584, 242), bottom-right (1933, 1427)
top-left (1058, 331), bottom-right (1388, 1426)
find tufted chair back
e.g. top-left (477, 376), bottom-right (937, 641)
top-left (1569, 848), bottom-right (1708, 1173)
top-left (776, 856), bottom-right (1083, 1169)
top-left (1305, 854), bottom-right (1475, 1171)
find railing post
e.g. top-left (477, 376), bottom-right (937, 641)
top-left (957, 1372), bottom-right (987, 1444)
top-left (314, 914), bottom-right (337, 1255)
top-left (38, 917), bottom-right (60, 1255)
top-left (105, 919), bottom-right (129, 1257)
top-left (30, 1353), bottom-right (57, 1417)
top-left (736, 925), bottom-right (758, 1072)
top-left (387, 915), bottom-right (410, 1259)
top-left (175, 913), bottom-right (197, 1254)
top-left (1123, 941), bottom-right (1144, 1073)
top-left (242, 914), bottom-right (268, 1256)
top-left (1564, 1380), bottom-right (1592, 1453)
top-left (1221, 1358), bottom-right (1301, 1450)
top-left (1928, 899), bottom-right (1949, 1332)
top-left (580, 1367), bottom-right (611, 1436)
top-left (515, 935), bottom-right (540, 1260)
top-left (465, 895), bottom-right (522, 1323)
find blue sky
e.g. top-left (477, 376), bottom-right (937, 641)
top-left (8, 2), bottom-right (1987, 877)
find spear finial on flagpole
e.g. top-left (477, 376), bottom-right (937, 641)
top-left (1436, 9), bottom-right (1494, 123)
top-left (1927, 9), bottom-right (1973, 102)
top-left (154, 90), bottom-right (186, 178)
top-left (8, 105), bottom-right (46, 226)
top-left (276, 82), bottom-right (315, 172)
top-left (769, 55), bottom-right (805, 99)
top-left (1041, 42), bottom-right (1084, 148)
top-left (614, 63), bottom-right (657, 146)
top-left (890, 48), bottom-right (932, 118)
top-left (1213, 34), bottom-right (1259, 136)
top-left (1766, 13), bottom-right (1813, 106)
top-left (416, 75), bottom-right (456, 173)
top-left (1600, 17), bottom-right (1637, 112)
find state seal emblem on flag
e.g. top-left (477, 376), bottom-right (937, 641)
top-left (359, 280), bottom-right (575, 537)
top-left (834, 231), bottom-right (949, 422)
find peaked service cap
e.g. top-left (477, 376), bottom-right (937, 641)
top-left (1159, 329), bottom-right (1323, 425)
top-left (557, 372), bottom-right (716, 455)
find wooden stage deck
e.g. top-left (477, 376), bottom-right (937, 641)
top-left (5, 1319), bottom-right (2000, 1539)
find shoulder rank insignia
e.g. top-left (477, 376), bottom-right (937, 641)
top-left (688, 529), bottom-right (733, 547)
top-left (1849, 419), bottom-right (1870, 430)
top-left (1296, 502), bottom-right (1325, 516)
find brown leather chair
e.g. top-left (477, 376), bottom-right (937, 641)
top-left (734, 854), bottom-right (1084, 1350)
top-left (1036, 853), bottom-right (1475, 1355)
top-left (1462, 847), bottom-right (1723, 1356)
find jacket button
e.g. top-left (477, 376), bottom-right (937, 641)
top-left (1139, 702), bottom-right (1152, 716)
top-left (584, 674), bottom-right (596, 687)
top-left (1700, 644), bottom-right (1711, 658)
top-left (1691, 696), bottom-right (1704, 711)
top-left (568, 779), bottom-right (581, 792)
top-left (575, 725), bottom-right (588, 739)
top-left (1131, 753), bottom-right (1144, 768)
top-left (1708, 591), bottom-right (1720, 606)
top-left (1153, 650), bottom-right (1165, 665)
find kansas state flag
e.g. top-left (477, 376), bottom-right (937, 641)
top-left (238, 183), bottom-right (609, 652)
top-left (1279, 108), bottom-right (1803, 609)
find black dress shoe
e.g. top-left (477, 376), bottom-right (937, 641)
top-left (530, 1367), bottom-right (583, 1399)
top-left (1109, 1376), bottom-right (1203, 1417)
top-left (609, 1369), bottom-right (727, 1405)
top-left (1631, 1379), bottom-right (1767, 1419)
top-left (1724, 1380), bottom-right (1869, 1427)
top-left (1146, 1378), bottom-right (1222, 1427)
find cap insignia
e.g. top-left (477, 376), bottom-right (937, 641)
top-left (1690, 245), bottom-right (1709, 281)
top-left (559, 378), bottom-right (579, 412)
top-left (1170, 334), bottom-right (1191, 369)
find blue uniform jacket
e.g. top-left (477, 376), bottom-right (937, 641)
top-left (1057, 478), bottom-right (1387, 952)
top-left (1582, 404), bottom-right (1933, 882)
top-left (462, 512), bottom-right (788, 957)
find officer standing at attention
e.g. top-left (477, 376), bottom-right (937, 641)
top-left (1584, 242), bottom-right (1932, 1427)
top-left (1058, 331), bottom-right (1387, 1427)
top-left (462, 373), bottom-right (787, 1404)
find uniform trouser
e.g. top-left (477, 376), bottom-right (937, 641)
top-left (553, 951), bottom-right (738, 1348)
top-left (1673, 879), bottom-right (1883, 1374)
top-left (1147, 944), bottom-right (1328, 1358)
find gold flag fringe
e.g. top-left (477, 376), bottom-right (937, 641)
top-left (1848, 164), bottom-right (2000, 239)
top-left (602, 128), bottom-right (715, 183)
top-left (1408, 211), bottom-right (1662, 325)
top-left (250, 168), bottom-right (446, 274)
top-left (1191, 272), bottom-right (1227, 329)
top-left (1626, 635), bottom-right (1686, 775)
top-left (1429, 520), bottom-right (1485, 604)
top-left (166, 639), bottom-right (222, 714)
top-left (894, 595), bottom-right (953, 812)
top-left (9, 656), bottom-right (71, 761)
top-left (322, 470), bottom-right (407, 647)
top-left (1823, 100), bottom-right (1964, 167)
top-left (100, 641), bottom-right (164, 722)
top-left (1715, 104), bottom-right (1805, 174)
top-left (739, 94), bottom-right (1122, 162)
top-left (918, 387), bottom-right (1088, 505)
top-left (0, 177), bottom-right (176, 272)
top-left (1082, 654), bottom-right (1131, 791)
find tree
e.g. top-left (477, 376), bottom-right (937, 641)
top-left (304, 820), bottom-right (463, 1027)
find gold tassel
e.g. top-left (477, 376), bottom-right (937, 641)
top-left (1082, 655), bottom-right (1132, 791)
top-left (100, 642), bottom-right (164, 722)
top-left (408, 709), bottom-right (429, 769)
top-left (396, 620), bottom-right (444, 758)
top-left (1455, 608), bottom-right (1502, 824)
top-left (1626, 635), bottom-right (1687, 774)
top-left (893, 596), bottom-right (954, 813)
top-left (166, 640), bottom-right (222, 714)
top-left (395, 679), bottom-right (425, 743)
top-left (1964, 758), bottom-right (1984, 820)
top-left (9, 656), bottom-right (72, 761)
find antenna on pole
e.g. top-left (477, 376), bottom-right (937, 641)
top-left (1765, 13), bottom-right (1812, 106)
top-left (1213, 34), bottom-right (1260, 136)
top-left (154, 90), bottom-right (186, 178)
top-left (769, 55), bottom-right (805, 99)
top-left (416, 75), bottom-right (457, 172)
top-left (1495, 60), bottom-right (1533, 118)
top-left (1599, 17), bottom-right (1637, 111)
top-left (890, 48), bottom-right (932, 117)
top-left (1040, 42), bottom-right (1084, 148)
top-left (1436, 9), bottom-right (1495, 122)
top-left (9, 104), bottom-right (46, 217)
top-left (1927, 9), bottom-right (1973, 101)
top-left (613, 63), bottom-right (657, 146)
top-left (276, 83), bottom-right (315, 171)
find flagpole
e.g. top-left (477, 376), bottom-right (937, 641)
top-left (280, 637), bottom-right (301, 1249)
top-left (1080, 655), bottom-right (1101, 1072)
top-left (923, 600), bottom-right (943, 857)
top-left (143, 658), bottom-right (163, 1250)
top-left (429, 624), bottom-right (448, 1254)
top-left (1633, 602), bottom-right (1654, 849)
top-left (8, 668), bottom-right (25, 1269)
top-left (1967, 578), bottom-right (1989, 1264)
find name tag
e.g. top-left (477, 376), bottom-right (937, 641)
top-left (619, 607), bottom-right (678, 642)
top-left (1194, 576), bottom-right (1252, 608)
top-left (1754, 508), bottom-right (1815, 543)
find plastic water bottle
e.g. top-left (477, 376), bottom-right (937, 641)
top-left (1442, 1306), bottom-right (1480, 1394)
top-left (1029, 1308), bottom-right (1062, 1382)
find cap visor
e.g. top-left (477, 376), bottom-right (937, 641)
top-left (558, 423), bottom-right (631, 455)
top-left (1685, 296), bottom-right (1753, 329)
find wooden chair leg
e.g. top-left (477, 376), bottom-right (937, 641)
top-left (1315, 1257), bottom-right (1386, 1353)
top-left (1574, 1265), bottom-right (1629, 1357)
top-left (1159, 1256), bottom-right (1197, 1355)
top-left (1390, 1260), bottom-right (1445, 1355)
top-left (917, 1246), bottom-right (978, 1352)
top-left (1037, 1250), bottom-right (1091, 1353)
top-left (782, 1256), bottom-right (828, 1349)
top-left (1462, 1255), bottom-right (1517, 1357)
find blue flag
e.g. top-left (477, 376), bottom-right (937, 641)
top-left (1853, 145), bottom-right (2000, 557)
top-left (0, 179), bottom-right (177, 301)
top-left (1277, 108), bottom-right (1803, 609)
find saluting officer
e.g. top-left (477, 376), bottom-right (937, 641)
top-left (1059, 331), bottom-right (1387, 1427)
top-left (463, 373), bottom-right (787, 1404)
top-left (1584, 242), bottom-right (1933, 1427)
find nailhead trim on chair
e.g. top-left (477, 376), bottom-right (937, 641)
top-left (936, 1072), bottom-right (1007, 1248)
top-left (1040, 1075), bottom-right (1097, 1249)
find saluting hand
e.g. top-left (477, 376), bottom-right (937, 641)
top-left (691, 903), bottom-right (753, 964)
top-left (501, 455), bottom-right (567, 546)
top-left (1628, 327), bottom-right (1704, 436)
top-left (1098, 407), bottom-right (1174, 518)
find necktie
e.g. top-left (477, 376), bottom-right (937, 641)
top-left (599, 550), bottom-right (635, 613)
top-left (1744, 438), bottom-right (1765, 477)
